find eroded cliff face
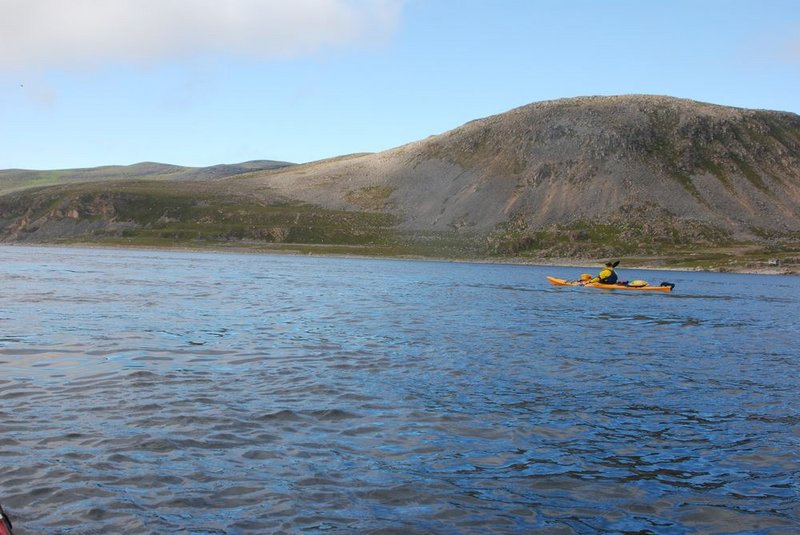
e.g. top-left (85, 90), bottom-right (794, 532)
top-left (0, 190), bottom-right (125, 242)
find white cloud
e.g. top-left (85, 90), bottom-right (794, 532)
top-left (0, 0), bottom-right (404, 70)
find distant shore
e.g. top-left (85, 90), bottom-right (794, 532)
top-left (3, 241), bottom-right (798, 276)
top-left (489, 256), bottom-right (800, 276)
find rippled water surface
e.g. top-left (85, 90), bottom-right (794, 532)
top-left (1, 245), bottom-right (799, 534)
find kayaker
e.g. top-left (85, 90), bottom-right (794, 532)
top-left (591, 261), bottom-right (619, 284)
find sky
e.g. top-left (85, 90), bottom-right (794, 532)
top-left (1, 0), bottom-right (799, 170)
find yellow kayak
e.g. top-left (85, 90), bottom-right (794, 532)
top-left (547, 276), bottom-right (675, 292)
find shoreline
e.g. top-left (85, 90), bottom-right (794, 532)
top-left (476, 256), bottom-right (799, 276)
top-left (3, 241), bottom-right (798, 276)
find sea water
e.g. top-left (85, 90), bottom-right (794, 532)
top-left (1, 245), bottom-right (798, 534)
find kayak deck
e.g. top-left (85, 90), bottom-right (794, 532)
top-left (547, 276), bottom-right (674, 292)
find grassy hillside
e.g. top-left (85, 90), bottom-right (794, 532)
top-left (0, 160), bottom-right (293, 196)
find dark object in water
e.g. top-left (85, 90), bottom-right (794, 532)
top-left (660, 282), bottom-right (676, 290)
top-left (0, 503), bottom-right (13, 535)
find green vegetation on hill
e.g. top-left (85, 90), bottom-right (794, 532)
top-left (488, 203), bottom-right (736, 257)
top-left (0, 181), bottom-right (398, 249)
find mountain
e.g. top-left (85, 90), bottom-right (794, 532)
top-left (1, 95), bottom-right (799, 270)
top-left (0, 160), bottom-right (294, 195)
top-left (234, 95), bottom-right (800, 254)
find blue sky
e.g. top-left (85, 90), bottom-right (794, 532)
top-left (2, 0), bottom-right (799, 170)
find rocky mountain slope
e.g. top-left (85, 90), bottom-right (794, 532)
top-left (235, 96), bottom-right (800, 252)
top-left (1, 95), bottom-right (799, 267)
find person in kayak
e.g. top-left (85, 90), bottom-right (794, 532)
top-left (591, 261), bottom-right (619, 284)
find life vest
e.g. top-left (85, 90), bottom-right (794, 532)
top-left (598, 266), bottom-right (618, 284)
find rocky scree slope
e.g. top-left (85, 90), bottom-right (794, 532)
top-left (237, 95), bottom-right (800, 255)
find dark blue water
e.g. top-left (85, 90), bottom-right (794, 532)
top-left (1, 246), bottom-right (798, 534)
